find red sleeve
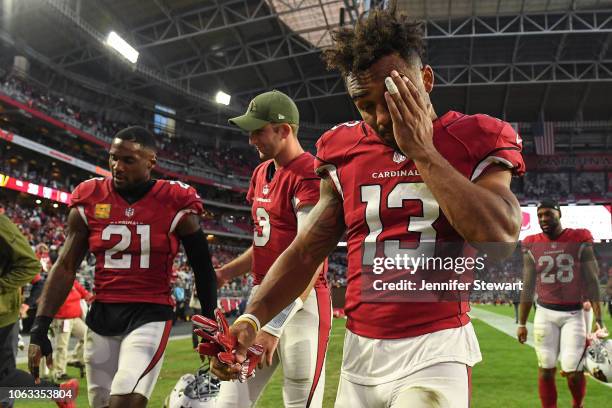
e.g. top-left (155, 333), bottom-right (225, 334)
top-left (521, 235), bottom-right (534, 253)
top-left (74, 280), bottom-right (91, 298)
top-left (314, 121), bottom-right (361, 176)
top-left (69, 178), bottom-right (103, 208)
top-left (167, 181), bottom-right (203, 215)
top-left (293, 177), bottom-right (320, 210)
top-left (314, 121), bottom-right (363, 198)
top-left (579, 229), bottom-right (594, 244)
top-left (459, 115), bottom-right (526, 181)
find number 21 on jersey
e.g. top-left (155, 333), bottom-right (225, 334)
top-left (101, 224), bottom-right (150, 269)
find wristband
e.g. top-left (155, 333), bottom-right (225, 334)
top-left (517, 323), bottom-right (526, 328)
top-left (235, 313), bottom-right (261, 333)
top-left (30, 316), bottom-right (53, 336)
top-left (262, 298), bottom-right (304, 338)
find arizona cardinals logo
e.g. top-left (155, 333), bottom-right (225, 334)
top-left (125, 208), bottom-right (135, 218)
top-left (551, 242), bottom-right (557, 249)
top-left (393, 151), bottom-right (406, 164)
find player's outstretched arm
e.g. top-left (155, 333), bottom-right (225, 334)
top-left (216, 246), bottom-right (253, 288)
top-left (221, 177), bottom-right (345, 367)
top-left (517, 251), bottom-right (536, 344)
top-left (28, 208), bottom-right (89, 381)
top-left (581, 244), bottom-right (603, 329)
top-left (245, 177), bottom-right (344, 325)
top-left (176, 214), bottom-right (217, 319)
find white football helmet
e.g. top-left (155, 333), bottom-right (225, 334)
top-left (585, 338), bottom-right (612, 383)
top-left (164, 366), bottom-right (220, 408)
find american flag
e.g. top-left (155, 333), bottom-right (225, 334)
top-left (532, 120), bottom-right (555, 156)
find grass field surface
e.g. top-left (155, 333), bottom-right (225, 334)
top-left (17, 305), bottom-right (612, 407)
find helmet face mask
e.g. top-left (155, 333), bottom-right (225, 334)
top-left (585, 339), bottom-right (612, 383)
top-left (165, 366), bottom-right (220, 408)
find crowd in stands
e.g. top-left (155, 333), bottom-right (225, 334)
top-left (3, 73), bottom-right (612, 206)
top-left (514, 171), bottom-right (609, 202)
top-left (0, 74), bottom-right (259, 181)
top-left (0, 142), bottom-right (251, 208)
top-left (0, 144), bottom-right (88, 192)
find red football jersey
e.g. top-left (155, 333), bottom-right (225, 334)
top-left (70, 178), bottom-right (203, 305)
top-left (522, 228), bottom-right (594, 306)
top-left (315, 111), bottom-right (525, 339)
top-left (247, 152), bottom-right (326, 287)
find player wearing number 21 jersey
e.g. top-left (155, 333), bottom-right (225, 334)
top-left (518, 200), bottom-right (602, 408)
top-left (28, 127), bottom-right (218, 408)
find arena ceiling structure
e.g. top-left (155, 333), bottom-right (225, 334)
top-left (0, 0), bottom-right (611, 147)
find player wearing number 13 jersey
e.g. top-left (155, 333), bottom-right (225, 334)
top-left (229, 10), bottom-right (525, 408)
top-left (518, 200), bottom-right (603, 408)
top-left (27, 127), bottom-right (218, 408)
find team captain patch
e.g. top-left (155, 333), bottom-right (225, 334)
top-left (94, 203), bottom-right (111, 219)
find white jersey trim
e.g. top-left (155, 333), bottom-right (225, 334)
top-left (470, 156), bottom-right (514, 181)
top-left (169, 208), bottom-right (197, 233)
top-left (317, 163), bottom-right (344, 199)
top-left (76, 206), bottom-right (88, 226)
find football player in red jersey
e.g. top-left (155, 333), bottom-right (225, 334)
top-left (213, 9), bottom-right (524, 408)
top-left (27, 127), bottom-right (217, 408)
top-left (518, 200), bottom-right (603, 408)
top-left (211, 90), bottom-right (331, 408)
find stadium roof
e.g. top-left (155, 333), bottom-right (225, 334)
top-left (1, 0), bottom-right (612, 140)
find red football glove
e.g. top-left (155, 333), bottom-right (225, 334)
top-left (192, 309), bottom-right (264, 381)
top-left (193, 309), bottom-right (236, 364)
top-left (239, 344), bottom-right (265, 382)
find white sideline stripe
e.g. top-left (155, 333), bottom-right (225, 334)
top-left (470, 306), bottom-right (612, 388)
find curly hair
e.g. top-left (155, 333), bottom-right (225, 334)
top-left (322, 8), bottom-right (425, 76)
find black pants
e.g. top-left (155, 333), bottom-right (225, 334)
top-left (0, 321), bottom-right (56, 407)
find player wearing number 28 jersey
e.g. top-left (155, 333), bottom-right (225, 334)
top-left (518, 200), bottom-right (603, 408)
top-left (27, 127), bottom-right (218, 408)
top-left (229, 9), bottom-right (525, 408)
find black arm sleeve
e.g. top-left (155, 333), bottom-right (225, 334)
top-left (180, 230), bottom-right (217, 319)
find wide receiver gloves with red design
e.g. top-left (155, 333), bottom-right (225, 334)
top-left (192, 309), bottom-right (264, 382)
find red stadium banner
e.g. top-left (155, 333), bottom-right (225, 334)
top-left (524, 154), bottom-right (612, 171)
top-left (0, 172), bottom-right (71, 204)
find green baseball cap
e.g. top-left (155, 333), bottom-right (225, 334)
top-left (228, 90), bottom-right (299, 132)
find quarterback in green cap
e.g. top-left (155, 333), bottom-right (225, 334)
top-left (211, 90), bottom-right (331, 407)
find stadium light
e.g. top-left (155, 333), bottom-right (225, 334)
top-left (215, 91), bottom-right (231, 106)
top-left (106, 31), bottom-right (139, 64)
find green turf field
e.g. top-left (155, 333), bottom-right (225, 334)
top-left (17, 310), bottom-right (612, 407)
